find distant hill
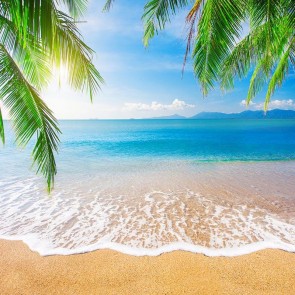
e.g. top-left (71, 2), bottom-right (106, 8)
top-left (147, 109), bottom-right (295, 120)
top-left (190, 109), bottom-right (295, 119)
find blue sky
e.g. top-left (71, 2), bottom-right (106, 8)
top-left (8, 0), bottom-right (295, 119)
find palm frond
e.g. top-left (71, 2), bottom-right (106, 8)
top-left (290, 36), bottom-right (295, 65)
top-left (8, 0), bottom-right (55, 49)
top-left (250, 0), bottom-right (283, 28)
top-left (142, 0), bottom-right (294, 107)
top-left (0, 14), bottom-right (52, 90)
top-left (286, 0), bottom-right (295, 26)
top-left (0, 14), bottom-right (17, 52)
top-left (16, 41), bottom-right (52, 91)
top-left (246, 61), bottom-right (267, 104)
top-left (221, 35), bottom-right (252, 90)
top-left (55, 0), bottom-right (88, 18)
top-left (250, 0), bottom-right (284, 73)
top-left (0, 106), bottom-right (4, 144)
top-left (142, 0), bottom-right (189, 47)
top-left (0, 44), bottom-right (60, 191)
top-left (193, 0), bottom-right (246, 95)
top-left (182, 0), bottom-right (203, 74)
top-left (103, 0), bottom-right (115, 12)
top-left (221, 23), bottom-right (268, 90)
top-left (0, 0), bottom-right (103, 190)
top-left (221, 16), bottom-right (291, 90)
top-left (265, 37), bottom-right (294, 110)
top-left (52, 10), bottom-right (104, 101)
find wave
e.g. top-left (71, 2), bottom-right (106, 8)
top-left (0, 175), bottom-right (294, 257)
top-left (1, 234), bottom-right (295, 257)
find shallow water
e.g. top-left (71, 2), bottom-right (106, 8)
top-left (0, 119), bottom-right (295, 256)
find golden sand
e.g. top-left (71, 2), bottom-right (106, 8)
top-left (0, 239), bottom-right (294, 295)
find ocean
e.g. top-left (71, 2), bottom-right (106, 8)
top-left (0, 119), bottom-right (295, 256)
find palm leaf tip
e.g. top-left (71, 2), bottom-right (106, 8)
top-left (60, 0), bottom-right (88, 18)
top-left (264, 38), bottom-right (292, 111)
top-left (0, 107), bottom-right (5, 144)
top-left (142, 0), bottom-right (190, 47)
top-left (103, 0), bottom-right (115, 12)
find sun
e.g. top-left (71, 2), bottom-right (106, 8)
top-left (52, 63), bottom-right (69, 85)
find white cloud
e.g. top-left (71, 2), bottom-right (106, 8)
top-left (266, 99), bottom-right (294, 109)
top-left (240, 99), bottom-right (255, 106)
top-left (240, 99), bottom-right (295, 110)
top-left (123, 99), bottom-right (195, 111)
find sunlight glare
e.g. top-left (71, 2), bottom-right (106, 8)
top-left (53, 64), bottom-right (69, 86)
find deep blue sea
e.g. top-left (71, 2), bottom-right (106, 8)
top-left (0, 119), bottom-right (295, 256)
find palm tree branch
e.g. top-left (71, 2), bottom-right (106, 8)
top-left (221, 16), bottom-right (291, 91)
top-left (7, 0), bottom-right (89, 48)
top-left (55, 0), bottom-right (88, 18)
top-left (0, 43), bottom-right (60, 191)
top-left (182, 0), bottom-right (203, 74)
top-left (265, 36), bottom-right (294, 110)
top-left (0, 14), bottom-right (52, 90)
top-left (221, 34), bottom-right (252, 90)
top-left (250, 0), bottom-right (284, 74)
top-left (0, 106), bottom-right (4, 144)
top-left (246, 61), bottom-right (267, 104)
top-left (103, 0), bottom-right (115, 12)
top-left (142, 0), bottom-right (189, 47)
top-left (193, 0), bottom-right (246, 95)
top-left (52, 9), bottom-right (104, 101)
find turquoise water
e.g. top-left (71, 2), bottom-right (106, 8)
top-left (59, 119), bottom-right (295, 162)
top-left (0, 119), bottom-right (295, 256)
top-left (2, 119), bottom-right (295, 176)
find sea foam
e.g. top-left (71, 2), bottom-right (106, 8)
top-left (0, 176), bottom-right (294, 257)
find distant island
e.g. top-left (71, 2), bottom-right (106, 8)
top-left (147, 109), bottom-right (295, 119)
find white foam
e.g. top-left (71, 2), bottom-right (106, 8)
top-left (0, 177), bottom-right (294, 257)
top-left (0, 234), bottom-right (294, 257)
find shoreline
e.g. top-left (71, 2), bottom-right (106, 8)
top-left (1, 235), bottom-right (295, 257)
top-left (1, 239), bottom-right (295, 294)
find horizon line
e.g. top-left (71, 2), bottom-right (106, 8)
top-left (2, 108), bottom-right (295, 121)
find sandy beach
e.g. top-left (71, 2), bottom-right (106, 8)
top-left (1, 239), bottom-right (295, 295)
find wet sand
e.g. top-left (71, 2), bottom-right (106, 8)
top-left (1, 239), bottom-right (295, 295)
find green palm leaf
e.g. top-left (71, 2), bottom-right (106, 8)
top-left (193, 0), bottom-right (246, 95)
top-left (0, 0), bottom-right (103, 190)
top-left (250, 0), bottom-right (284, 73)
top-left (0, 16), bottom-right (52, 90)
top-left (246, 61), bottom-right (267, 104)
top-left (53, 10), bottom-right (104, 101)
top-left (222, 17), bottom-right (293, 103)
top-left (142, 0), bottom-right (189, 46)
top-left (141, 0), bottom-right (294, 107)
top-left (265, 37), bottom-right (294, 110)
top-left (182, 0), bottom-right (203, 73)
top-left (221, 35), bottom-right (252, 90)
top-left (0, 44), bottom-right (60, 191)
top-left (103, 0), bottom-right (115, 12)
top-left (57, 0), bottom-right (88, 18)
top-left (0, 106), bottom-right (4, 144)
